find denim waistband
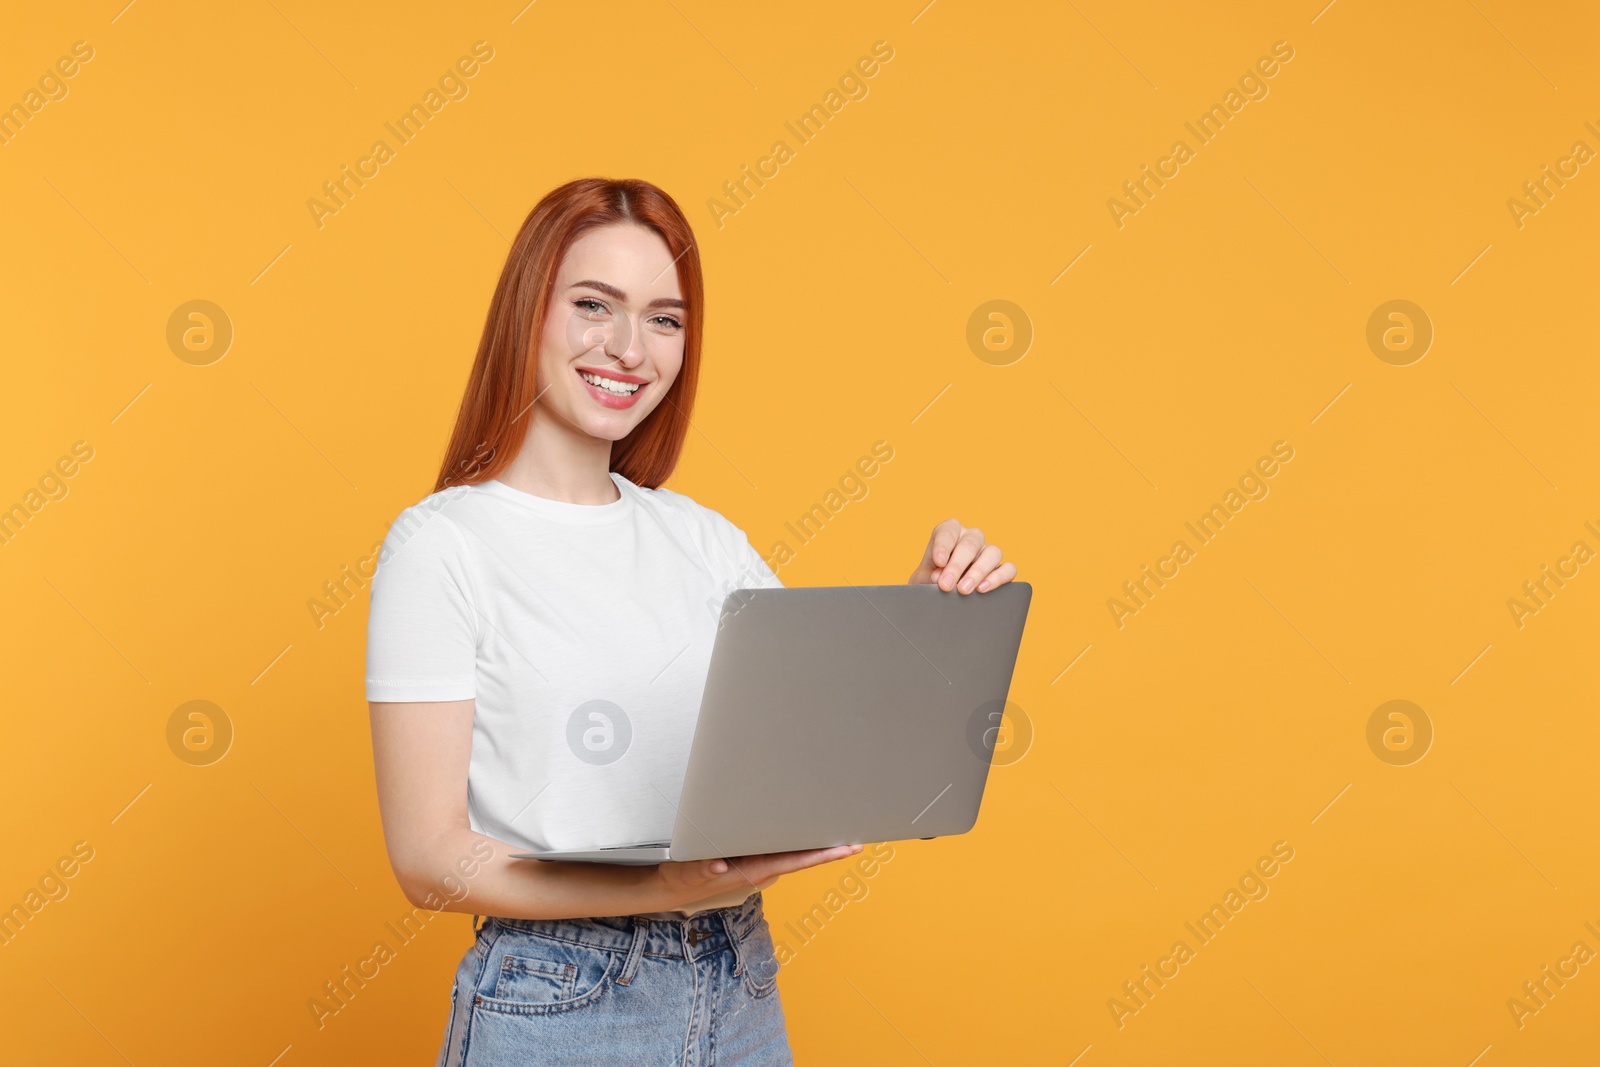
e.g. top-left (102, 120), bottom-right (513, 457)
top-left (485, 891), bottom-right (764, 962)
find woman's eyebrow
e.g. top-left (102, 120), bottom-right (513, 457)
top-left (567, 279), bottom-right (685, 310)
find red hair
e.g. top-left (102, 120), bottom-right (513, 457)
top-left (433, 177), bottom-right (704, 493)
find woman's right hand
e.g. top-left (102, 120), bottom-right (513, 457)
top-left (654, 844), bottom-right (864, 910)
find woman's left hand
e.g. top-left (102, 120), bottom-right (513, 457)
top-left (908, 518), bottom-right (1018, 594)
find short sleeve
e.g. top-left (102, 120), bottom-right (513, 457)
top-left (704, 510), bottom-right (784, 593)
top-left (364, 502), bottom-right (480, 702)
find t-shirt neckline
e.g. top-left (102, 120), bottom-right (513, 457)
top-left (477, 470), bottom-right (637, 525)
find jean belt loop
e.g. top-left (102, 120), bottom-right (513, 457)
top-left (616, 917), bottom-right (649, 986)
top-left (716, 908), bottom-right (748, 977)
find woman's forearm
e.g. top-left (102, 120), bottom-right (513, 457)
top-left (394, 827), bottom-right (841, 922)
top-left (396, 827), bottom-right (682, 920)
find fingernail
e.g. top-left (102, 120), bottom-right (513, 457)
top-left (959, 577), bottom-right (975, 593)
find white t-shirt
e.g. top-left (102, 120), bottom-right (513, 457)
top-left (365, 470), bottom-right (783, 915)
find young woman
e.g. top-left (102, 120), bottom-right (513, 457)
top-left (366, 177), bottom-right (1019, 1066)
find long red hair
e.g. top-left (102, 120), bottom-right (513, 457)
top-left (433, 178), bottom-right (704, 493)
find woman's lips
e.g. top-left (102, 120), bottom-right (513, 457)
top-left (577, 368), bottom-right (646, 410)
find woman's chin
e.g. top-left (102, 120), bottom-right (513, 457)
top-left (575, 413), bottom-right (645, 443)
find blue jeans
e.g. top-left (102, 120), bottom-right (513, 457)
top-left (436, 893), bottom-right (793, 1066)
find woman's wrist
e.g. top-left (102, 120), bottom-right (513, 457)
top-left (640, 863), bottom-right (687, 912)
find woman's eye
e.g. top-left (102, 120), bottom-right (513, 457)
top-left (651, 315), bottom-right (683, 330)
top-left (574, 298), bottom-right (607, 316)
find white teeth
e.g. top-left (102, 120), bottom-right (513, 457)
top-left (580, 371), bottom-right (641, 396)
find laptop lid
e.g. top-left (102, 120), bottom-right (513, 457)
top-left (666, 582), bottom-right (1032, 861)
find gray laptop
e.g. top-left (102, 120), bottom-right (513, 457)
top-left (510, 582), bottom-right (1032, 865)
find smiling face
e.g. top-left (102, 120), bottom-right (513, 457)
top-left (532, 222), bottom-right (687, 444)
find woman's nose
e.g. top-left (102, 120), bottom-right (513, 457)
top-left (606, 315), bottom-right (648, 366)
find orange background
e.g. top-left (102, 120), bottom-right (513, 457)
top-left (3, 1), bottom-right (1598, 1064)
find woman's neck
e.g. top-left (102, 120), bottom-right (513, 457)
top-left (496, 417), bottom-right (620, 504)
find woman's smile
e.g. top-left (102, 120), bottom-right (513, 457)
top-left (576, 365), bottom-right (648, 409)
